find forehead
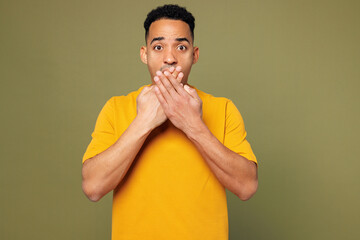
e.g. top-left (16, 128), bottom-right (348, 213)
top-left (147, 19), bottom-right (192, 43)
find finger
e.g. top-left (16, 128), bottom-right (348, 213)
top-left (167, 66), bottom-right (177, 77)
top-left (176, 72), bottom-right (187, 97)
top-left (161, 66), bottom-right (178, 79)
top-left (153, 85), bottom-right (169, 109)
top-left (157, 71), bottom-right (177, 95)
top-left (175, 65), bottom-right (182, 74)
top-left (184, 84), bottom-right (200, 99)
top-left (171, 65), bottom-right (182, 79)
top-left (177, 72), bottom-right (184, 84)
top-left (164, 70), bottom-right (184, 95)
top-left (163, 66), bottom-right (182, 79)
top-left (154, 74), bottom-right (172, 101)
top-left (139, 85), bottom-right (152, 95)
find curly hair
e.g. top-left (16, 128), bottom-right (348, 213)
top-left (144, 4), bottom-right (195, 42)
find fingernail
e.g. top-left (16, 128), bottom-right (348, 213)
top-left (156, 71), bottom-right (162, 76)
top-left (169, 67), bottom-right (175, 72)
top-left (154, 76), bottom-right (159, 82)
top-left (164, 71), bottom-right (170, 76)
top-left (178, 72), bottom-right (184, 78)
top-left (176, 66), bottom-right (182, 71)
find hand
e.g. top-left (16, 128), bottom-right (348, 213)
top-left (163, 66), bottom-right (184, 84)
top-left (136, 85), bottom-right (167, 130)
top-left (162, 66), bottom-right (181, 81)
top-left (153, 67), bottom-right (203, 135)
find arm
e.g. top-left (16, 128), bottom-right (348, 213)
top-left (184, 120), bottom-right (258, 201)
top-left (153, 69), bottom-right (258, 200)
top-left (82, 86), bottom-right (166, 202)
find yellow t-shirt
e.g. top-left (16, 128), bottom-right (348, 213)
top-left (83, 85), bottom-right (257, 240)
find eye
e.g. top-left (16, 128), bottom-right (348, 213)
top-left (153, 45), bottom-right (163, 51)
top-left (177, 45), bottom-right (187, 51)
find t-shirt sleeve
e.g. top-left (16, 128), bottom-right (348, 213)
top-left (223, 100), bottom-right (257, 165)
top-left (82, 97), bottom-right (117, 163)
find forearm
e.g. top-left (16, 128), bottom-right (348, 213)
top-left (186, 121), bottom-right (258, 201)
top-left (82, 116), bottom-right (152, 202)
top-left (152, 72), bottom-right (257, 200)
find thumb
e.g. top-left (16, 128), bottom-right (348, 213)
top-left (141, 85), bottom-right (153, 94)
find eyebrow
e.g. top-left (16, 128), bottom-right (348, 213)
top-left (150, 37), bottom-right (164, 45)
top-left (175, 37), bottom-right (190, 44)
top-left (150, 37), bottom-right (191, 45)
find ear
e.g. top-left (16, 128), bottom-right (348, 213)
top-left (140, 46), bottom-right (147, 64)
top-left (192, 47), bottom-right (199, 64)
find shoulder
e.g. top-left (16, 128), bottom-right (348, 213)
top-left (98, 85), bottom-right (149, 131)
top-left (111, 85), bottom-right (149, 101)
top-left (194, 87), bottom-right (242, 121)
top-left (194, 87), bottom-right (237, 140)
top-left (194, 87), bottom-right (232, 107)
top-left (97, 85), bottom-right (149, 119)
top-left (107, 85), bottom-right (149, 107)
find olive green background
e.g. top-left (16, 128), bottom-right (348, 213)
top-left (1, 0), bottom-right (359, 239)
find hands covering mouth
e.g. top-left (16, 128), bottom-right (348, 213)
top-left (152, 65), bottom-right (203, 135)
top-left (158, 65), bottom-right (183, 83)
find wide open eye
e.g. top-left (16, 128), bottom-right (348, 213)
top-left (154, 45), bottom-right (163, 51)
top-left (177, 45), bottom-right (187, 51)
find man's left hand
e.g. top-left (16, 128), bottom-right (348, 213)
top-left (153, 67), bottom-right (203, 136)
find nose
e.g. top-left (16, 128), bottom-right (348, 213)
top-left (163, 49), bottom-right (177, 65)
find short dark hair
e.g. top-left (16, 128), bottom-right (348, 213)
top-left (143, 4), bottom-right (195, 42)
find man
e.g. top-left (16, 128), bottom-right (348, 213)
top-left (82, 4), bottom-right (258, 240)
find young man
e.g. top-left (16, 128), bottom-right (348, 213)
top-left (82, 4), bottom-right (258, 240)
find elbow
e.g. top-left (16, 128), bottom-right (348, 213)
top-left (82, 180), bottom-right (102, 202)
top-left (82, 164), bottom-right (103, 202)
top-left (81, 161), bottom-right (103, 202)
top-left (236, 179), bottom-right (258, 201)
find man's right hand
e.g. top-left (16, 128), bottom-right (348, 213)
top-left (136, 85), bottom-right (167, 130)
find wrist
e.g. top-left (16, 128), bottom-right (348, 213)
top-left (185, 118), bottom-right (209, 141)
top-left (132, 115), bottom-right (154, 136)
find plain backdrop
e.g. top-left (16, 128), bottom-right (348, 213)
top-left (1, 0), bottom-right (359, 239)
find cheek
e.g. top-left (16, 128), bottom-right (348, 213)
top-left (148, 54), bottom-right (163, 64)
top-left (181, 59), bottom-right (194, 73)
